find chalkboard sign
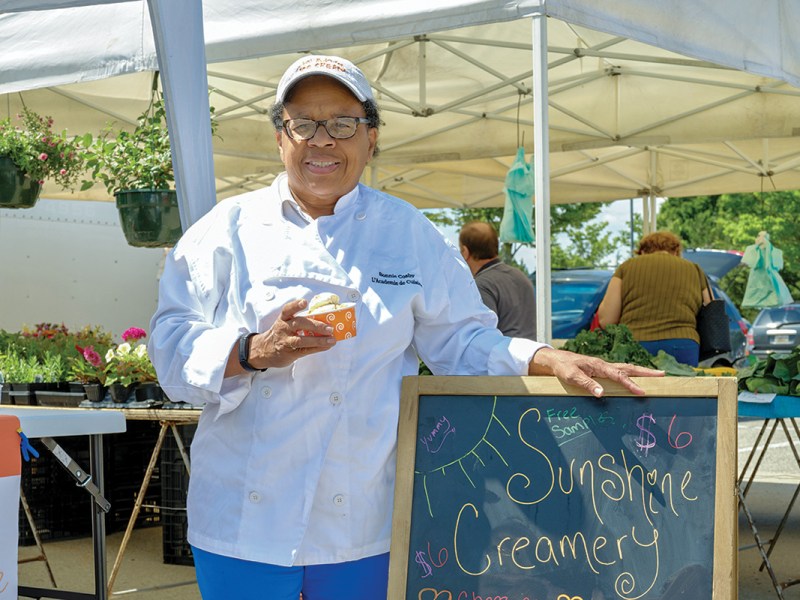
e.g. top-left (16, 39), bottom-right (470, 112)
top-left (389, 376), bottom-right (737, 600)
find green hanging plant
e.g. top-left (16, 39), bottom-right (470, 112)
top-left (0, 105), bottom-right (87, 190)
top-left (81, 92), bottom-right (217, 195)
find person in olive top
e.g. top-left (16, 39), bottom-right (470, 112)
top-left (459, 221), bottom-right (537, 340)
top-left (597, 230), bottom-right (712, 366)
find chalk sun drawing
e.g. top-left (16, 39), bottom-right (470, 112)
top-left (415, 396), bottom-right (510, 518)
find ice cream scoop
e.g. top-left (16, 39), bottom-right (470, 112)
top-left (299, 293), bottom-right (356, 341)
top-left (308, 293), bottom-right (341, 314)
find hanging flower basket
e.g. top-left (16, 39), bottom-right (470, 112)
top-left (1, 107), bottom-right (87, 205)
top-left (116, 189), bottom-right (182, 248)
top-left (0, 156), bottom-right (41, 209)
top-left (80, 90), bottom-right (214, 249)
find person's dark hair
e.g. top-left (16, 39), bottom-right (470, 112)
top-left (635, 230), bottom-right (683, 256)
top-left (459, 221), bottom-right (499, 260)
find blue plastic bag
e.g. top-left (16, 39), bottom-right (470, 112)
top-left (741, 232), bottom-right (794, 308)
top-left (499, 147), bottom-right (535, 244)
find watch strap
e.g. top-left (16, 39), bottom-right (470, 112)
top-left (238, 333), bottom-right (267, 372)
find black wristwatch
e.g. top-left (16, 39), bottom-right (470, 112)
top-left (238, 333), bottom-right (267, 372)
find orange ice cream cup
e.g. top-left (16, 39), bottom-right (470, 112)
top-left (304, 303), bottom-right (357, 341)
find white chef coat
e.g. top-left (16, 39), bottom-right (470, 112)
top-left (148, 173), bottom-right (546, 566)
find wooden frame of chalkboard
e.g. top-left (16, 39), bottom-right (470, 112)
top-left (389, 376), bottom-right (737, 600)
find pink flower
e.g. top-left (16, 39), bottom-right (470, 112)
top-left (59, 169), bottom-right (67, 176)
top-left (122, 327), bottom-right (147, 342)
top-left (82, 346), bottom-right (103, 368)
top-left (38, 152), bottom-right (48, 161)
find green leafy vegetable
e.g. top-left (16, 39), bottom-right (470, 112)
top-left (563, 324), bottom-right (655, 367)
top-left (650, 351), bottom-right (698, 377)
top-left (737, 347), bottom-right (800, 396)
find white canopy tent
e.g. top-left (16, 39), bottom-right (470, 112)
top-left (2, 0), bottom-right (800, 341)
top-left (3, 2), bottom-right (800, 208)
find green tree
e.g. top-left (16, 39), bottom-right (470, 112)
top-left (658, 191), bottom-right (800, 321)
top-left (655, 196), bottom-right (726, 248)
top-left (424, 201), bottom-right (627, 273)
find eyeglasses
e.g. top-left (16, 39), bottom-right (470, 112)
top-left (281, 117), bottom-right (370, 141)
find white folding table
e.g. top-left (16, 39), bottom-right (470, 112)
top-left (0, 406), bottom-right (126, 600)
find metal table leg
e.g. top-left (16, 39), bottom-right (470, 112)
top-left (738, 416), bottom-right (800, 598)
top-left (89, 433), bottom-right (107, 600)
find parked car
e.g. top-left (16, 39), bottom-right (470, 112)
top-left (747, 303), bottom-right (800, 358)
top-left (682, 248), bottom-right (743, 280)
top-left (548, 269), bottom-right (612, 339)
top-left (540, 251), bottom-right (749, 367)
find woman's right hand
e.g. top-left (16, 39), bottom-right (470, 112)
top-left (227, 299), bottom-right (336, 375)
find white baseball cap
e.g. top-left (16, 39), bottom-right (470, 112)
top-left (276, 55), bottom-right (374, 103)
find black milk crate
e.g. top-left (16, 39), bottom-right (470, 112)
top-left (18, 421), bottom-right (163, 545)
top-left (160, 423), bottom-right (196, 565)
top-left (104, 420), bottom-right (163, 533)
top-left (18, 435), bottom-right (93, 546)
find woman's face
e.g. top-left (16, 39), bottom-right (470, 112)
top-left (276, 76), bottom-right (377, 218)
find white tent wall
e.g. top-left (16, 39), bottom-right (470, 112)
top-left (0, 200), bottom-right (164, 337)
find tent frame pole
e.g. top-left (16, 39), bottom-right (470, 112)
top-left (532, 8), bottom-right (552, 344)
top-left (147, 0), bottom-right (217, 231)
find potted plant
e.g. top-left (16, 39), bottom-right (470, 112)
top-left (103, 327), bottom-right (158, 403)
top-left (81, 93), bottom-right (216, 248)
top-left (133, 351), bottom-right (163, 403)
top-left (0, 106), bottom-right (86, 208)
top-left (0, 349), bottom-right (69, 404)
top-left (0, 323), bottom-right (115, 404)
top-left (0, 350), bottom-right (40, 404)
top-left (69, 344), bottom-right (109, 402)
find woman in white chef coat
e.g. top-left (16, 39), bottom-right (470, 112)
top-left (148, 55), bottom-right (663, 600)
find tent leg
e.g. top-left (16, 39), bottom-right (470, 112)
top-left (147, 0), bottom-right (217, 230)
top-left (649, 193), bottom-right (658, 232)
top-left (531, 9), bottom-right (552, 345)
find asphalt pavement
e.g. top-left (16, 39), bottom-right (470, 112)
top-left (738, 417), bottom-right (800, 600)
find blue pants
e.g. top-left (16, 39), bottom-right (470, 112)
top-left (191, 546), bottom-right (390, 600)
top-left (639, 338), bottom-right (700, 367)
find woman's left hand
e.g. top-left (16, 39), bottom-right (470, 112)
top-left (528, 347), bottom-right (664, 397)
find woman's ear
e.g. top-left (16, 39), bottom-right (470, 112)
top-left (367, 127), bottom-right (378, 161)
top-left (276, 130), bottom-right (286, 164)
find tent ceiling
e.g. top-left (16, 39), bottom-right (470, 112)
top-left (2, 11), bottom-right (800, 208)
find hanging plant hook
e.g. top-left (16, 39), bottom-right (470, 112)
top-left (147, 71), bottom-right (162, 118)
